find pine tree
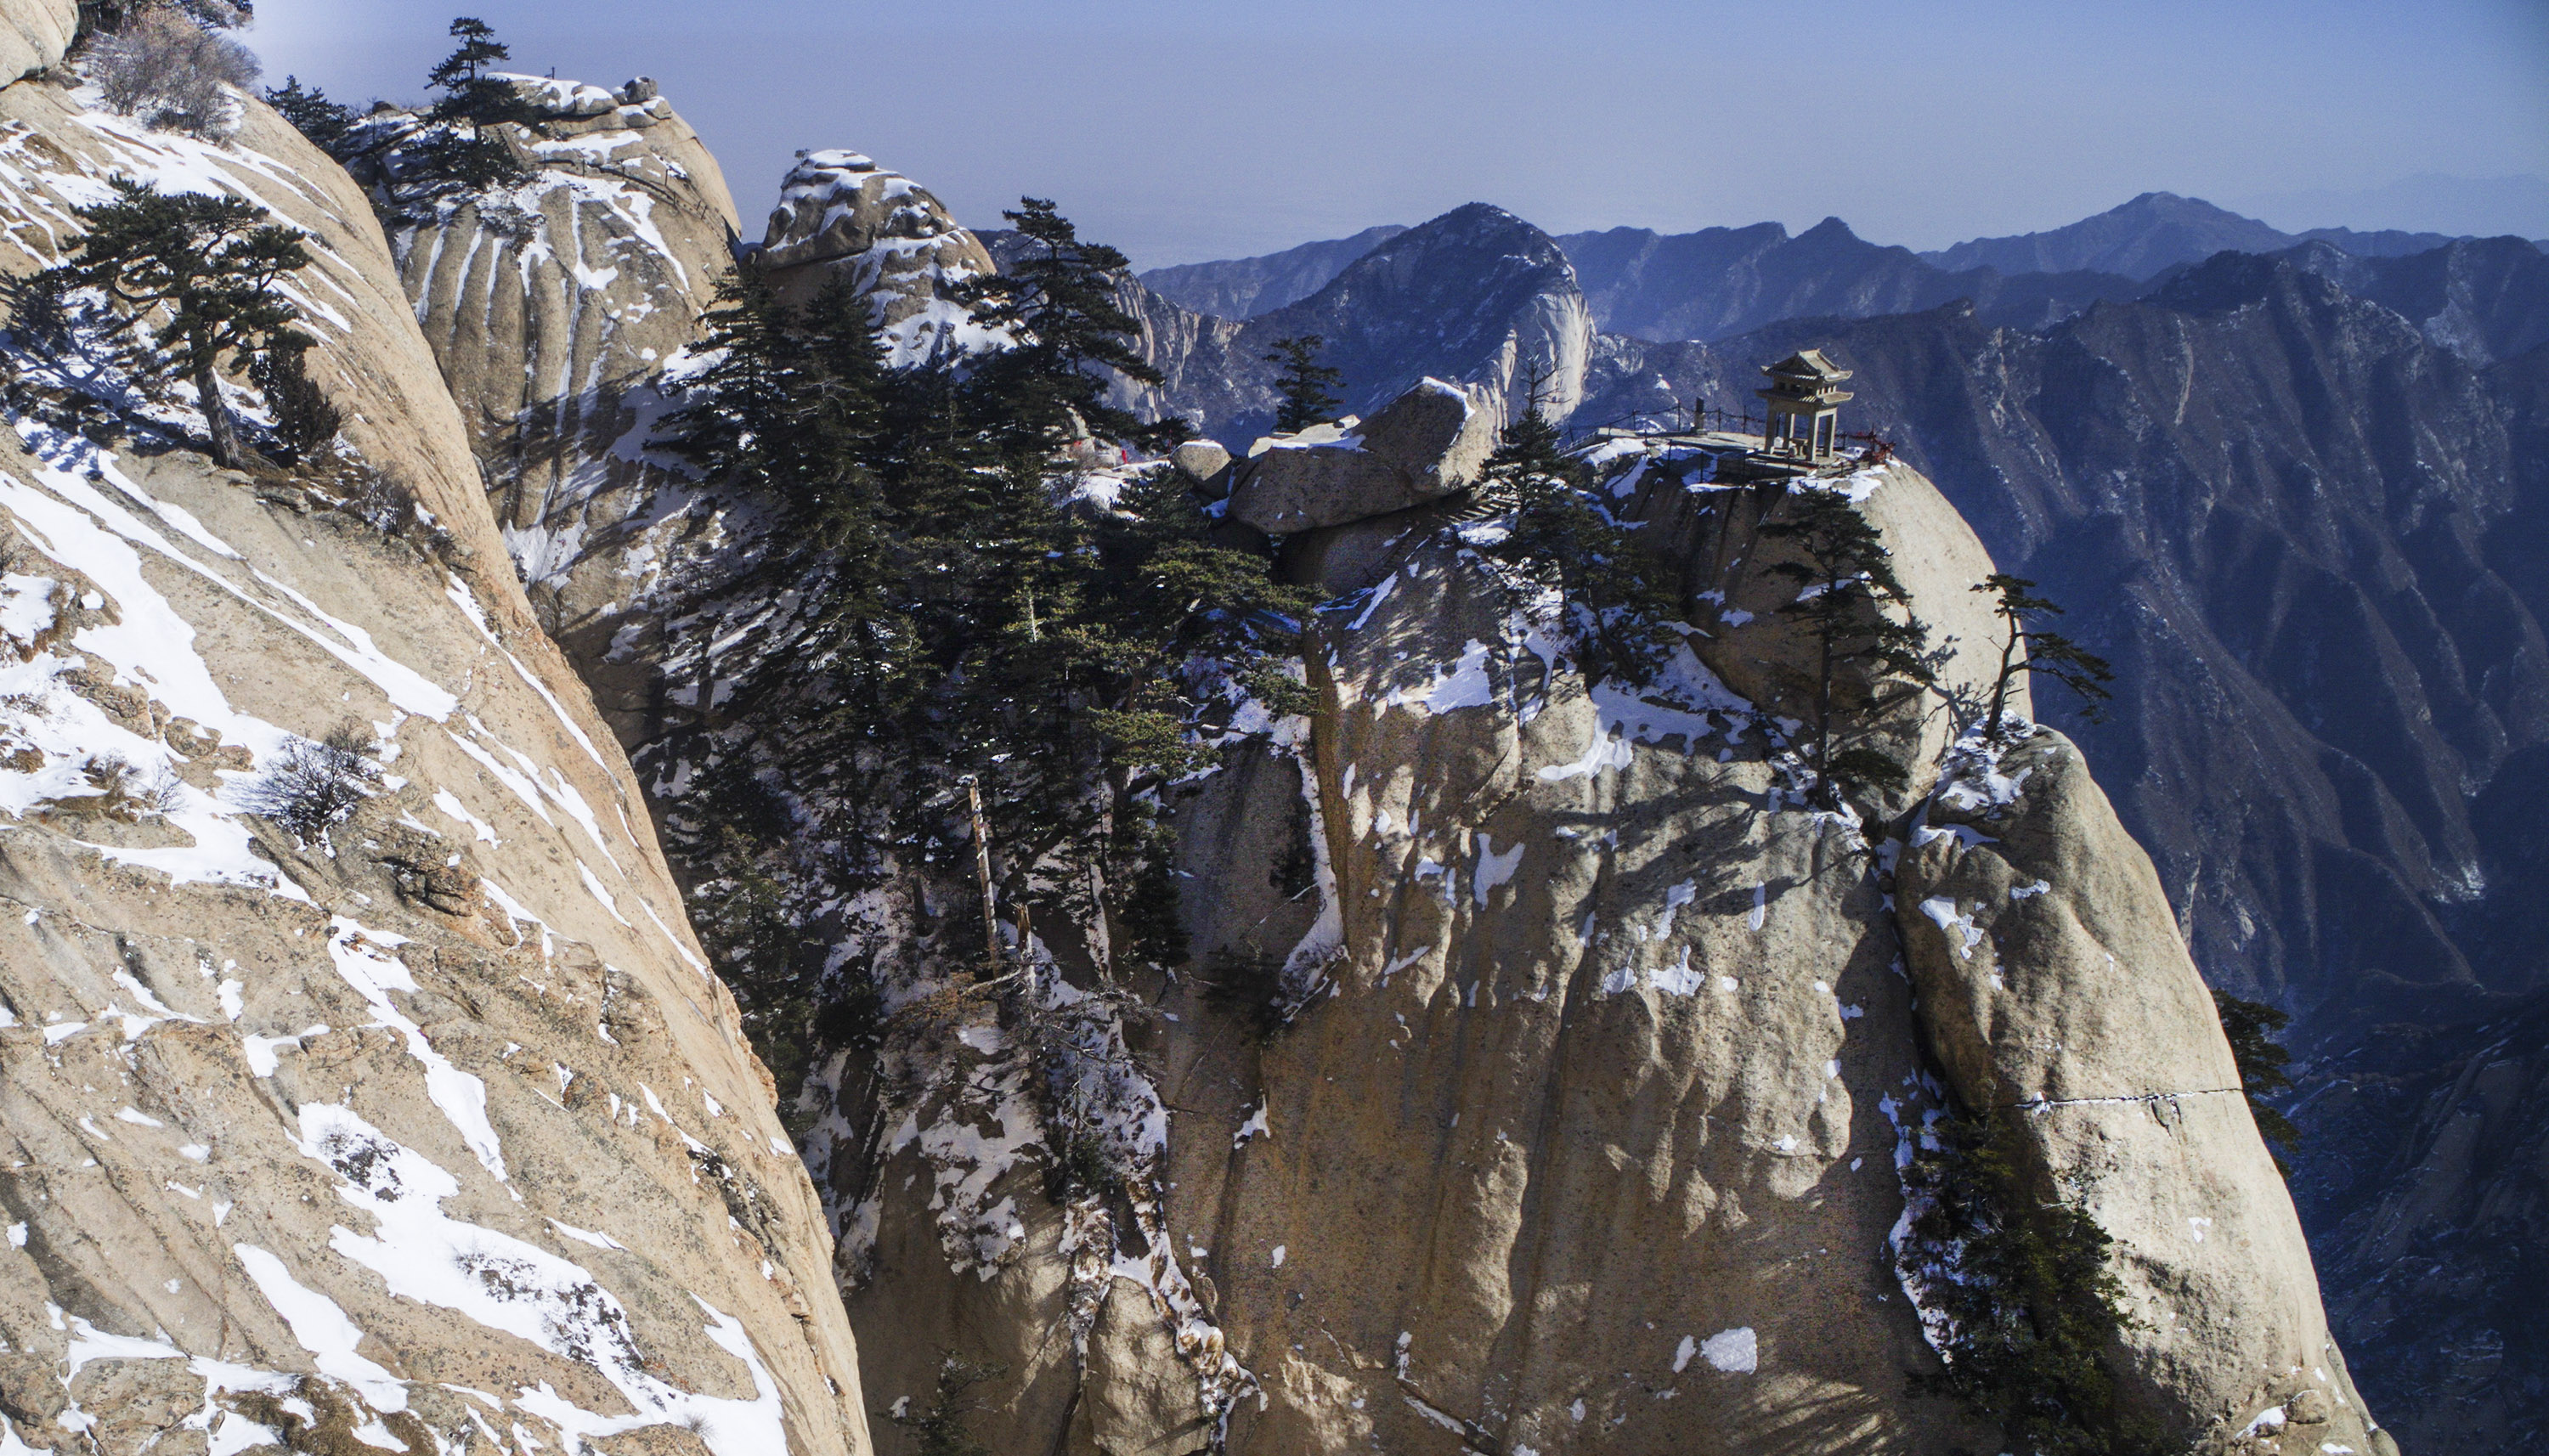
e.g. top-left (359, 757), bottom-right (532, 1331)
top-left (1973, 573), bottom-right (2115, 742)
top-left (247, 329), bottom-right (341, 463)
top-left (788, 278), bottom-right (924, 720)
top-left (793, 276), bottom-right (893, 523)
top-left (1761, 487), bottom-right (1935, 805)
top-left (1476, 404), bottom-right (1677, 686)
top-left (45, 176), bottom-right (316, 468)
top-left (653, 212), bottom-right (1316, 1136)
top-left (2212, 990), bottom-right (2301, 1177)
top-left (1263, 334), bottom-right (1341, 433)
top-left (957, 198), bottom-right (1172, 454)
top-left (263, 76), bottom-right (357, 153)
top-left (425, 17), bottom-right (521, 122)
top-left (663, 261), bottom-right (805, 495)
top-left (408, 16), bottom-right (529, 192)
top-left (1903, 1111), bottom-right (2170, 1456)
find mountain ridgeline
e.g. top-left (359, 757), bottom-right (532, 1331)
top-left (0, 1), bottom-right (2539, 1451)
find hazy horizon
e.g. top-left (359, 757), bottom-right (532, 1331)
top-left (247, 0), bottom-right (2549, 269)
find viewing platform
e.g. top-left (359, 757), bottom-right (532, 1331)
top-left (1568, 350), bottom-right (1889, 484)
top-left (1571, 424), bottom-right (1881, 486)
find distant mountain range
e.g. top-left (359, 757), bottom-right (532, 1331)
top-left (996, 205), bottom-right (1594, 447)
top-left (1919, 190), bottom-right (2467, 278)
top-left (1138, 223), bottom-right (1409, 319)
top-left (1555, 217), bottom-right (2140, 341)
top-left (1134, 190), bottom-right (2538, 344)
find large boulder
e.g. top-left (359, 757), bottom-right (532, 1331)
top-left (758, 149), bottom-right (999, 366)
top-left (1170, 438), bottom-right (1233, 488)
top-left (1226, 378), bottom-right (1498, 533)
top-left (1276, 498), bottom-right (1461, 598)
top-left (0, 0), bottom-right (67, 84)
top-left (1896, 728), bottom-right (2387, 1454)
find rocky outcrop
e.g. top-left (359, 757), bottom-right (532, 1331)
top-left (1899, 730), bottom-right (2380, 1453)
top-left (1608, 453), bottom-right (2017, 775)
top-left (1575, 251), bottom-right (2549, 1435)
top-left (339, 70), bottom-right (743, 617)
top-left (0, 0), bottom-right (66, 85)
top-left (335, 73), bottom-right (762, 762)
top-left (757, 148), bottom-right (999, 365)
top-left (1225, 377), bottom-right (1497, 534)
top-left (0, 38), bottom-right (869, 1455)
top-left (1580, 263), bottom-right (2548, 1028)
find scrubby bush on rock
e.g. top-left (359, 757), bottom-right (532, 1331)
top-left (86, 8), bottom-right (259, 139)
top-left (883, 1354), bottom-right (1002, 1456)
top-left (241, 724), bottom-right (378, 846)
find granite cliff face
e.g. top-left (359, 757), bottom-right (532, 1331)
top-left (1897, 728), bottom-right (2360, 1448)
top-left (0, 8), bottom-right (871, 1452)
top-left (799, 443), bottom-right (2381, 1454)
top-left (331, 70), bottom-right (743, 637)
top-left (1579, 248), bottom-right (2549, 1442)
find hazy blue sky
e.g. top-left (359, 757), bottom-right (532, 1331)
top-left (250, 0), bottom-right (2549, 268)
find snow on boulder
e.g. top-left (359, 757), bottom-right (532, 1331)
top-left (491, 71), bottom-right (622, 120)
top-left (758, 148), bottom-right (1001, 366)
top-left (1170, 438), bottom-right (1233, 489)
top-left (1228, 377), bottom-right (1499, 534)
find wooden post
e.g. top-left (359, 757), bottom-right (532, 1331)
top-left (959, 775), bottom-right (1001, 972)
